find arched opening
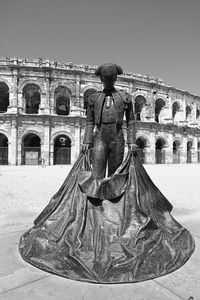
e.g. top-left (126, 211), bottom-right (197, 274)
top-left (172, 102), bottom-right (180, 121)
top-left (155, 138), bottom-right (166, 164)
top-left (186, 106), bottom-right (192, 121)
top-left (0, 133), bottom-right (8, 164)
top-left (134, 96), bottom-right (146, 121)
top-left (23, 84), bottom-right (41, 114)
top-left (0, 82), bottom-right (9, 113)
top-left (22, 134), bottom-right (41, 165)
top-left (83, 89), bottom-right (97, 113)
top-left (173, 140), bottom-right (181, 163)
top-left (187, 140), bottom-right (192, 163)
top-left (136, 137), bottom-right (147, 163)
top-left (198, 141), bottom-right (200, 163)
top-left (55, 86), bottom-right (71, 115)
top-left (155, 98), bottom-right (165, 123)
top-left (54, 135), bottom-right (71, 164)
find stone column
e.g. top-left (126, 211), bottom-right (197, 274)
top-left (7, 71), bottom-right (18, 114)
top-left (43, 78), bottom-right (51, 115)
top-left (70, 75), bottom-right (81, 116)
top-left (192, 136), bottom-right (198, 163)
top-left (50, 142), bottom-right (54, 165)
top-left (10, 119), bottom-right (18, 165)
top-left (43, 117), bottom-right (51, 165)
top-left (71, 124), bottom-right (81, 163)
top-left (38, 93), bottom-right (47, 115)
top-left (17, 142), bottom-right (22, 165)
top-left (143, 146), bottom-right (150, 164)
top-left (148, 132), bottom-right (156, 164)
top-left (164, 133), bottom-right (173, 164)
top-left (146, 92), bottom-right (155, 122)
top-left (181, 136), bottom-right (188, 163)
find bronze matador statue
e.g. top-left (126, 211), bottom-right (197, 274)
top-left (19, 63), bottom-right (195, 284)
top-left (82, 63), bottom-right (135, 179)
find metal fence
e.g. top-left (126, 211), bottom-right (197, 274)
top-left (0, 147), bottom-right (8, 165)
top-left (54, 147), bottom-right (71, 164)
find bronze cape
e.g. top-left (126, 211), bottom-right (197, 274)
top-left (19, 149), bottom-right (195, 284)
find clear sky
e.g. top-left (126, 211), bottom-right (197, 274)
top-left (0, 0), bottom-right (200, 95)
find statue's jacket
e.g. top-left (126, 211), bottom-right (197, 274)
top-left (83, 89), bottom-right (135, 145)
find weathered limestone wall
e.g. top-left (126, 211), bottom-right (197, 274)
top-left (0, 57), bottom-right (200, 165)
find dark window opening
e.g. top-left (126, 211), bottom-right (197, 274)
top-left (0, 83), bottom-right (9, 113)
top-left (23, 84), bottom-right (41, 114)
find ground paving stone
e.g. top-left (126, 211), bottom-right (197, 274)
top-left (0, 164), bottom-right (199, 299)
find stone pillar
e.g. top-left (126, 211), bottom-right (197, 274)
top-left (181, 136), bottom-right (188, 163)
top-left (44, 78), bottom-right (51, 115)
top-left (148, 132), bottom-right (156, 164)
top-left (10, 119), bottom-right (17, 165)
top-left (71, 124), bottom-right (81, 163)
top-left (146, 92), bottom-right (155, 122)
top-left (70, 75), bottom-right (81, 116)
top-left (17, 142), bottom-right (22, 165)
top-left (38, 94), bottom-right (47, 115)
top-left (7, 72), bottom-right (18, 114)
top-left (50, 142), bottom-right (54, 165)
top-left (49, 89), bottom-right (55, 114)
top-left (143, 146), bottom-right (150, 164)
top-left (164, 133), bottom-right (173, 164)
top-left (18, 91), bottom-right (25, 113)
top-left (42, 118), bottom-right (51, 165)
top-left (192, 136), bottom-right (198, 163)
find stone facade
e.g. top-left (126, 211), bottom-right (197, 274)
top-left (0, 57), bottom-right (200, 165)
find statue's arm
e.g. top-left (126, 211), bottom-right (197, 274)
top-left (125, 93), bottom-right (136, 147)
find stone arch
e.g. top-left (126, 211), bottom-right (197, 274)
top-left (134, 95), bottom-right (147, 121)
top-left (52, 132), bottom-right (72, 165)
top-left (0, 82), bottom-right (9, 113)
top-left (155, 136), bottom-right (167, 164)
top-left (19, 80), bottom-right (44, 94)
top-left (21, 132), bottom-right (41, 165)
top-left (187, 139), bottom-right (193, 163)
top-left (155, 98), bottom-right (165, 123)
top-left (0, 132), bottom-right (8, 164)
top-left (51, 81), bottom-right (74, 95)
top-left (51, 131), bottom-right (75, 146)
top-left (173, 138), bottom-right (182, 163)
top-left (0, 129), bottom-right (9, 140)
top-left (0, 78), bottom-right (12, 91)
top-left (172, 101), bottom-right (180, 120)
top-left (19, 130), bottom-right (43, 145)
top-left (22, 83), bottom-right (41, 114)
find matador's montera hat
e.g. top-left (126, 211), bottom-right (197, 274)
top-left (95, 63), bottom-right (123, 77)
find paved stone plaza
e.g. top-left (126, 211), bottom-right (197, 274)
top-left (0, 164), bottom-right (200, 299)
